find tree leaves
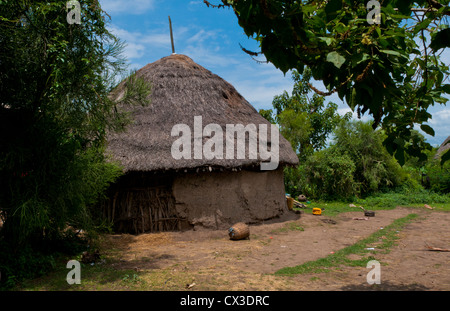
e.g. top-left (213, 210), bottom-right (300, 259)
top-left (379, 49), bottom-right (407, 58)
top-left (441, 149), bottom-right (450, 166)
top-left (0, 0), bottom-right (150, 245)
top-left (420, 124), bottom-right (435, 137)
top-left (324, 0), bottom-right (342, 22)
top-left (223, 0), bottom-right (449, 166)
top-left (430, 28), bottom-right (450, 52)
top-left (326, 51), bottom-right (346, 69)
top-left (319, 37), bottom-right (335, 46)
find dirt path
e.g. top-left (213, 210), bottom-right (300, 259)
top-left (100, 207), bottom-right (449, 290)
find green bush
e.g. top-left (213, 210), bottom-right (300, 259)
top-left (332, 120), bottom-right (407, 195)
top-left (356, 189), bottom-right (450, 208)
top-left (0, 146), bottom-right (122, 289)
top-left (285, 120), bottom-right (416, 200)
top-left (303, 148), bottom-right (358, 200)
top-left (403, 141), bottom-right (449, 194)
top-left (425, 160), bottom-right (450, 194)
top-left (0, 230), bottom-right (88, 289)
top-left (284, 165), bottom-right (310, 198)
top-left (0, 141), bottom-right (123, 245)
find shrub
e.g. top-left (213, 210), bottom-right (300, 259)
top-left (332, 120), bottom-right (407, 195)
top-left (356, 189), bottom-right (450, 208)
top-left (425, 159), bottom-right (450, 194)
top-left (303, 147), bottom-right (358, 199)
top-left (0, 230), bottom-right (88, 289)
top-left (284, 120), bottom-right (430, 200)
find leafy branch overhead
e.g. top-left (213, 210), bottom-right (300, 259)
top-left (206, 0), bottom-right (450, 165)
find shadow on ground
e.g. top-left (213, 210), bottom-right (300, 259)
top-left (341, 281), bottom-right (430, 291)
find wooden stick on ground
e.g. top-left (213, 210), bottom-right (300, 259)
top-left (425, 244), bottom-right (450, 252)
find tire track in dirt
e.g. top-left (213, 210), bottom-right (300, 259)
top-left (288, 210), bottom-right (450, 291)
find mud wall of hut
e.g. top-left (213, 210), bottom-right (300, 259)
top-left (172, 168), bottom-right (288, 229)
top-left (102, 168), bottom-right (289, 233)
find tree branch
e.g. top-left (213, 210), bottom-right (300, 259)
top-left (203, 0), bottom-right (229, 9)
top-left (239, 43), bottom-right (262, 57)
top-left (427, 0), bottom-right (444, 10)
top-left (307, 83), bottom-right (336, 96)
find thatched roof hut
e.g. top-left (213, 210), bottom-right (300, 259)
top-left (434, 136), bottom-right (450, 159)
top-left (103, 54), bottom-right (299, 233)
top-left (107, 54), bottom-right (298, 171)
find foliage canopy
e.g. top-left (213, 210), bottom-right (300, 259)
top-left (207, 0), bottom-right (450, 165)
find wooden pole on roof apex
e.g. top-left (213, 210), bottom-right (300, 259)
top-left (168, 16), bottom-right (175, 54)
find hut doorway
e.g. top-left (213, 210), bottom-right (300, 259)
top-left (102, 172), bottom-right (184, 234)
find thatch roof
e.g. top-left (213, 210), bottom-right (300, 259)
top-left (434, 136), bottom-right (450, 159)
top-left (107, 54), bottom-right (298, 172)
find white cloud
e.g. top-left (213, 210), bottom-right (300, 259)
top-left (178, 27), bottom-right (241, 68)
top-left (123, 42), bottom-right (146, 59)
top-left (108, 25), bottom-right (176, 61)
top-left (337, 107), bottom-right (352, 116)
top-left (141, 33), bottom-right (171, 47)
top-left (428, 109), bottom-right (450, 126)
top-left (187, 29), bottom-right (219, 44)
top-left (181, 45), bottom-right (239, 68)
top-left (108, 22), bottom-right (289, 110)
top-left (237, 83), bottom-right (292, 110)
top-left (100, 0), bottom-right (155, 15)
top-left (424, 108), bottom-right (450, 145)
top-left (223, 63), bottom-right (294, 110)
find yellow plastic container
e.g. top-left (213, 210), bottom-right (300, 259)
top-left (312, 208), bottom-right (322, 215)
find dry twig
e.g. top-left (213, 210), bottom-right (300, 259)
top-left (425, 245), bottom-right (450, 252)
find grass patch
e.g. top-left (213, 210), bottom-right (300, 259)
top-left (356, 191), bottom-right (450, 209)
top-left (17, 258), bottom-right (198, 291)
top-left (275, 213), bottom-right (420, 276)
top-left (294, 201), bottom-right (395, 218)
top-left (17, 258), bottom-right (143, 291)
top-left (271, 222), bottom-right (304, 234)
top-left (295, 190), bottom-right (450, 218)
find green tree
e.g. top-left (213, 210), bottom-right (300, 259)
top-left (332, 119), bottom-right (407, 195)
top-left (207, 0), bottom-right (450, 165)
top-left (425, 159), bottom-right (450, 193)
top-left (297, 120), bottom-right (409, 199)
top-left (407, 143), bottom-right (450, 193)
top-left (0, 0), bottom-right (149, 254)
top-left (303, 147), bottom-right (358, 199)
top-left (259, 69), bottom-right (348, 196)
top-left (260, 68), bottom-right (349, 159)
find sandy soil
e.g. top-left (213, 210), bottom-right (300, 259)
top-left (100, 206), bottom-right (450, 291)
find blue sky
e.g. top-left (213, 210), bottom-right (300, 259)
top-left (99, 0), bottom-right (449, 147)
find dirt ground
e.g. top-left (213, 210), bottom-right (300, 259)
top-left (100, 206), bottom-right (450, 291)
